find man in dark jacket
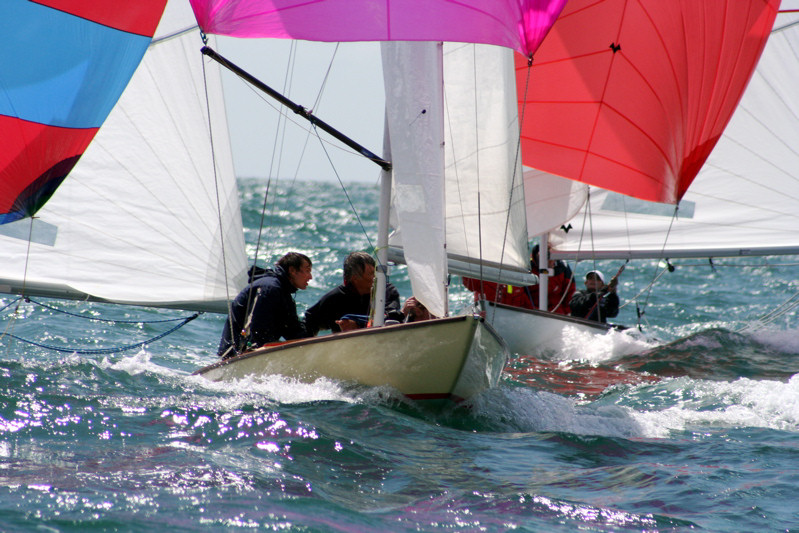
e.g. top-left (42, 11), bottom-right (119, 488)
top-left (569, 270), bottom-right (619, 323)
top-left (305, 251), bottom-right (403, 335)
top-left (217, 252), bottom-right (312, 359)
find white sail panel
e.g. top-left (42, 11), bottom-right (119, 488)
top-left (546, 12), bottom-right (799, 260)
top-left (524, 168), bottom-right (587, 238)
top-left (0, 1), bottom-right (247, 312)
top-left (443, 43), bottom-right (529, 274)
top-left (382, 41), bottom-right (448, 318)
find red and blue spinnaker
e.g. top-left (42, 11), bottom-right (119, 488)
top-left (1, 0), bottom-right (167, 224)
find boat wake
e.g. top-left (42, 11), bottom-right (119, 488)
top-left (520, 324), bottom-right (658, 363)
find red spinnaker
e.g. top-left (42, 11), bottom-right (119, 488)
top-left (516, 0), bottom-right (779, 204)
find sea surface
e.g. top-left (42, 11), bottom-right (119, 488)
top-left (2, 179), bottom-right (799, 532)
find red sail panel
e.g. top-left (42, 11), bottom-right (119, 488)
top-left (1, 1), bottom-right (167, 223)
top-left (32, 0), bottom-right (167, 36)
top-left (516, 0), bottom-right (778, 204)
top-left (0, 116), bottom-right (97, 221)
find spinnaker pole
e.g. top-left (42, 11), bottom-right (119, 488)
top-left (201, 46), bottom-right (391, 172)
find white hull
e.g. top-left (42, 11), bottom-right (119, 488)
top-left (194, 315), bottom-right (508, 404)
top-left (485, 301), bottom-right (614, 356)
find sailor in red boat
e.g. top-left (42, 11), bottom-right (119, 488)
top-left (304, 252), bottom-right (403, 335)
top-left (217, 252), bottom-right (312, 359)
top-left (461, 244), bottom-right (574, 315)
top-left (461, 276), bottom-right (534, 309)
top-left (569, 270), bottom-right (620, 323)
top-left (528, 244), bottom-right (575, 315)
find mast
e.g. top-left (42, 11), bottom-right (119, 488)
top-left (538, 233), bottom-right (549, 311)
top-left (373, 119), bottom-right (392, 327)
top-left (437, 41), bottom-right (449, 317)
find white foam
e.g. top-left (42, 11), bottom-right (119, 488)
top-left (555, 325), bottom-right (657, 364)
top-left (470, 370), bottom-right (799, 440)
top-left (631, 375), bottom-right (799, 434)
top-left (747, 327), bottom-right (799, 354)
top-left (186, 371), bottom-right (362, 407)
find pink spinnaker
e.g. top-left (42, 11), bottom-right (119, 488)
top-left (189, 0), bottom-right (568, 57)
top-left (516, 0), bottom-right (779, 204)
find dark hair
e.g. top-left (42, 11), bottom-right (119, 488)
top-left (343, 251), bottom-right (375, 281)
top-left (530, 244), bottom-right (540, 270)
top-left (277, 252), bottom-right (311, 272)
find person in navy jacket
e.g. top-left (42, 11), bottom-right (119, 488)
top-left (217, 251), bottom-right (313, 359)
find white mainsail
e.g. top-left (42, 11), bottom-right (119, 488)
top-left (387, 42), bottom-right (534, 295)
top-left (536, 11), bottom-right (799, 261)
top-left (443, 43), bottom-right (530, 278)
top-left (0, 1), bottom-right (247, 312)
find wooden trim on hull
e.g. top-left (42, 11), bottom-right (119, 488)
top-left (194, 315), bottom-right (508, 403)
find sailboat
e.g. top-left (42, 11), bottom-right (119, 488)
top-left (480, 0), bottom-right (788, 355)
top-left (1, 1), bottom-right (573, 405)
top-left (189, 1), bottom-right (571, 404)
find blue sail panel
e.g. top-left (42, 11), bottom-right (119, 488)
top-left (0, 0), bottom-right (168, 222)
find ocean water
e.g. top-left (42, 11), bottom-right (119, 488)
top-left (2, 178), bottom-right (799, 532)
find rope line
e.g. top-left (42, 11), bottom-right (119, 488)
top-left (739, 290), bottom-right (799, 332)
top-left (8, 297), bottom-right (197, 324)
top-left (1, 314), bottom-right (199, 355)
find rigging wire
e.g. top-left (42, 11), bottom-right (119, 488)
top-left (741, 290), bottom-right (799, 332)
top-left (635, 204), bottom-right (681, 327)
top-left (441, 44), bottom-right (479, 314)
top-left (1, 216), bottom-right (36, 356)
top-left (313, 127), bottom-right (375, 252)
top-left (200, 41), bottom-right (236, 355)
top-left (493, 51), bottom-right (532, 317)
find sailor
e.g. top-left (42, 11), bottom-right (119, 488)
top-left (304, 251), bottom-right (403, 335)
top-left (217, 251), bottom-right (312, 359)
top-left (569, 270), bottom-right (620, 323)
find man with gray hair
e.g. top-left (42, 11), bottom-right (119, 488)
top-left (305, 251), bottom-right (402, 335)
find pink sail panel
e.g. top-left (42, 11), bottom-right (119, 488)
top-left (189, 0), bottom-right (568, 57)
top-left (516, 0), bottom-right (778, 204)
